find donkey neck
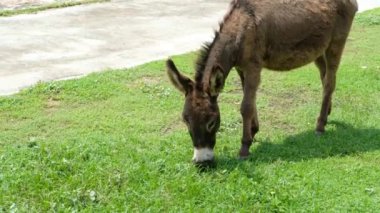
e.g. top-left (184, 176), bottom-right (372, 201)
top-left (194, 0), bottom-right (252, 91)
top-left (195, 34), bottom-right (238, 90)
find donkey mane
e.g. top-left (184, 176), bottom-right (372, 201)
top-left (195, 0), bottom-right (237, 86)
top-left (194, 31), bottom-right (219, 86)
top-left (195, 0), bottom-right (254, 88)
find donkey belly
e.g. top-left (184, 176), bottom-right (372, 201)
top-left (263, 42), bottom-right (329, 71)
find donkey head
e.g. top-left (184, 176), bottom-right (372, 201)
top-left (166, 59), bottom-right (225, 165)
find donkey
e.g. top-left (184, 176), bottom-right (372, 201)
top-left (166, 0), bottom-right (358, 164)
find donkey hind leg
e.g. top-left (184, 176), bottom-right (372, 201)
top-left (239, 66), bottom-right (261, 158)
top-left (315, 40), bottom-right (346, 134)
top-left (315, 55), bottom-right (332, 115)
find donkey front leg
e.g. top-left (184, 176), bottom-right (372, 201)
top-left (239, 67), bottom-right (261, 158)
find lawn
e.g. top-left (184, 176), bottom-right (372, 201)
top-left (1, 8), bottom-right (380, 212)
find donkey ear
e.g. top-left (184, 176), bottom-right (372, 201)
top-left (209, 64), bottom-right (225, 97)
top-left (166, 59), bottom-right (194, 94)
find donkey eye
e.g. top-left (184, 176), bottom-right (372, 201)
top-left (206, 119), bottom-right (216, 132)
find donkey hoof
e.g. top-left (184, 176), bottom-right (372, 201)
top-left (238, 149), bottom-right (250, 160)
top-left (239, 154), bottom-right (250, 160)
top-left (315, 130), bottom-right (324, 136)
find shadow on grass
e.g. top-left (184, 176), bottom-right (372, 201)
top-left (214, 121), bottom-right (380, 172)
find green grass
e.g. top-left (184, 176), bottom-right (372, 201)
top-left (0, 0), bottom-right (110, 17)
top-left (1, 9), bottom-right (380, 212)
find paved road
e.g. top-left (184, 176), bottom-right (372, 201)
top-left (1, 0), bottom-right (379, 95)
top-left (0, 0), bottom-right (229, 95)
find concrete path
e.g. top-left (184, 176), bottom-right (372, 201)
top-left (0, 0), bottom-right (229, 95)
top-left (1, 0), bottom-right (380, 95)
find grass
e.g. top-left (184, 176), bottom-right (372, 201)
top-left (1, 8), bottom-right (380, 212)
top-left (0, 0), bottom-right (110, 17)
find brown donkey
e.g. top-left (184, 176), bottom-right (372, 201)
top-left (166, 0), bottom-right (358, 164)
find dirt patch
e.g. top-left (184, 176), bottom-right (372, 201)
top-left (46, 98), bottom-right (60, 108)
top-left (130, 75), bottom-right (162, 89)
top-left (161, 119), bottom-right (186, 135)
top-left (140, 76), bottom-right (161, 85)
top-left (44, 98), bottom-right (61, 114)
